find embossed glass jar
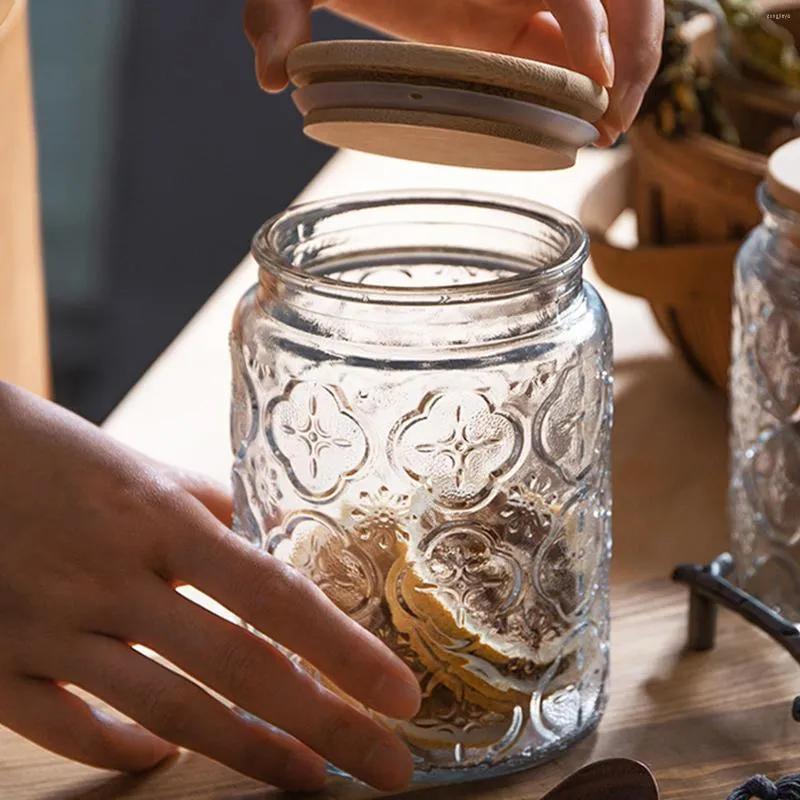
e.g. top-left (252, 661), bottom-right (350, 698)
top-left (230, 190), bottom-right (613, 784)
top-left (730, 140), bottom-right (800, 618)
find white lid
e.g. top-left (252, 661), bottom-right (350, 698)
top-left (767, 137), bottom-right (800, 215)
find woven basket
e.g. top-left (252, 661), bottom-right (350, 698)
top-left (582, 6), bottom-right (799, 391)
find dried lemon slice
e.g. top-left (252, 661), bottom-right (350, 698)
top-left (386, 552), bottom-right (539, 712)
top-left (385, 490), bottom-right (583, 707)
top-left (399, 567), bottom-right (551, 710)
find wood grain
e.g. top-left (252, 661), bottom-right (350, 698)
top-left (303, 107), bottom-right (577, 170)
top-left (287, 41), bottom-right (609, 122)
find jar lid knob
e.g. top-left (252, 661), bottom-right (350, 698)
top-left (767, 137), bottom-right (800, 216)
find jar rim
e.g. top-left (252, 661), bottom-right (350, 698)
top-left (251, 189), bottom-right (589, 305)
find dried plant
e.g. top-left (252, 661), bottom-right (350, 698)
top-left (640, 0), bottom-right (799, 143)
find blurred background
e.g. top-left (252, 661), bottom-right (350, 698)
top-left (28, 0), bottom-right (374, 423)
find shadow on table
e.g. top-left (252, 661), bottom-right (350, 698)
top-left (36, 765), bottom-right (170, 800)
top-left (34, 734), bottom-right (597, 800)
top-left (610, 355), bottom-right (729, 583)
top-left (35, 751), bottom-right (264, 800)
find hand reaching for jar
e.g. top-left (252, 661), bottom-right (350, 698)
top-left (243, 0), bottom-right (665, 146)
top-left (0, 382), bottom-right (421, 792)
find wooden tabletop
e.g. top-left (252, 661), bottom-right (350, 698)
top-left (1, 146), bottom-right (762, 799)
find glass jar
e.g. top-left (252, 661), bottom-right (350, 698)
top-left (230, 190), bottom-right (613, 784)
top-left (730, 142), bottom-right (800, 619)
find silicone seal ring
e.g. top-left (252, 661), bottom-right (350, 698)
top-left (292, 80), bottom-right (599, 148)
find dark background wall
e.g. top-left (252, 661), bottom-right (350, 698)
top-left (29, 0), bottom-right (375, 423)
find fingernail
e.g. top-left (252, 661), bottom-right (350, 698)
top-left (598, 32), bottom-right (615, 88)
top-left (394, 675), bottom-right (422, 719)
top-left (362, 741), bottom-right (413, 792)
top-left (283, 752), bottom-right (327, 792)
top-left (617, 81), bottom-right (648, 132)
top-left (594, 120), bottom-right (620, 149)
top-left (372, 671), bottom-right (421, 719)
top-left (256, 33), bottom-right (280, 92)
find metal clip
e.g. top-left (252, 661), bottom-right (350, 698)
top-left (672, 553), bottom-right (800, 722)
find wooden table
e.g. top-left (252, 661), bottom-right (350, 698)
top-left (4, 146), bottom-right (790, 800)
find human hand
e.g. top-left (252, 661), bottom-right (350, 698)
top-left (0, 382), bottom-right (420, 792)
top-left (244, 0), bottom-right (665, 146)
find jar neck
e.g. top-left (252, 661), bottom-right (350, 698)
top-left (257, 269), bottom-right (585, 352)
top-left (252, 191), bottom-right (589, 349)
top-left (760, 184), bottom-right (800, 272)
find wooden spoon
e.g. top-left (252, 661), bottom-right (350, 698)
top-left (540, 759), bottom-right (659, 800)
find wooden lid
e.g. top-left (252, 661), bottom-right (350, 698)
top-left (767, 137), bottom-right (800, 215)
top-left (287, 40), bottom-right (609, 171)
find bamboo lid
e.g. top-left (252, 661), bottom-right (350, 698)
top-left (767, 138), bottom-right (800, 216)
top-left (287, 40), bottom-right (609, 171)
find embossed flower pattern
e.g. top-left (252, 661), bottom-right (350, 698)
top-left (230, 343), bottom-right (256, 453)
top-left (345, 485), bottom-right (419, 576)
top-left (535, 356), bottom-right (605, 483)
top-left (268, 511), bottom-right (381, 626)
top-left (240, 360), bottom-right (609, 758)
top-left (393, 391), bottom-right (522, 509)
top-left (240, 450), bottom-right (283, 529)
top-left (408, 683), bottom-right (518, 746)
top-left (534, 622), bottom-right (606, 740)
top-left (534, 491), bottom-right (603, 622)
top-left (348, 485), bottom-right (415, 552)
top-left (757, 307), bottom-right (800, 420)
top-left (268, 382), bottom-right (368, 500)
top-left (748, 427), bottom-right (800, 545)
top-left (500, 483), bottom-right (554, 547)
top-left (419, 522), bottom-right (524, 633)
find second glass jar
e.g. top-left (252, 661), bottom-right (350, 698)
top-left (230, 191), bottom-right (613, 784)
top-left (730, 174), bottom-right (800, 619)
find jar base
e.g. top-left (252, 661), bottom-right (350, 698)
top-left (325, 702), bottom-right (604, 789)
